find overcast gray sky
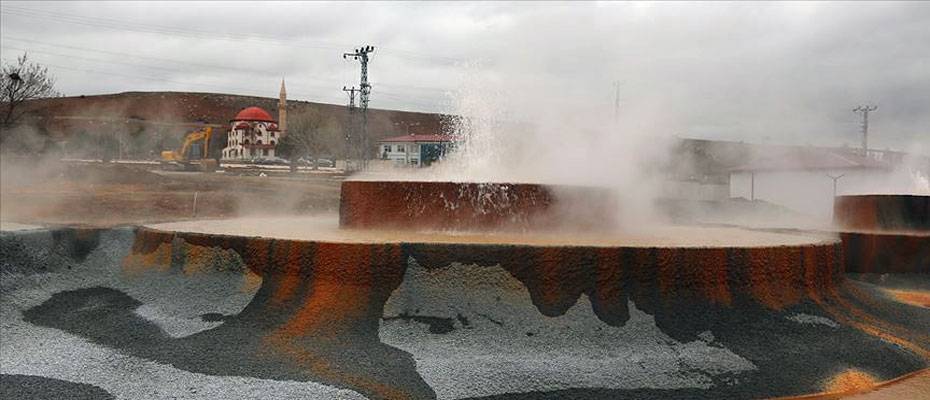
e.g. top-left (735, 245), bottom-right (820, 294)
top-left (1, 1), bottom-right (927, 151)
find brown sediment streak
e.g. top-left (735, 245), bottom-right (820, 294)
top-left (630, 247), bottom-right (658, 311)
top-left (268, 241), bottom-right (308, 306)
top-left (655, 248), bottom-right (679, 304)
top-left (122, 241), bottom-right (172, 274)
top-left (886, 289), bottom-right (930, 308)
top-left (283, 243), bottom-right (407, 338)
top-left (263, 243), bottom-right (411, 400)
top-left (123, 228), bottom-right (174, 273)
top-left (591, 248), bottom-right (627, 325)
top-left (824, 369), bottom-right (878, 394)
top-left (842, 284), bottom-right (930, 345)
top-left (808, 281), bottom-right (930, 360)
top-left (769, 368), bottom-right (930, 400)
top-left (748, 247), bottom-right (804, 310)
top-left (261, 335), bottom-right (414, 400)
top-left (693, 248), bottom-right (732, 306)
top-left (803, 246), bottom-right (825, 299)
top-left (530, 247), bottom-right (592, 315)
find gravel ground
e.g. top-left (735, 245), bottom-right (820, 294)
top-left (0, 229), bottom-right (363, 400)
top-left (1, 227), bottom-right (927, 400)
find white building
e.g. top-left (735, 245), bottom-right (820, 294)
top-left (222, 80), bottom-right (287, 161)
top-left (729, 148), bottom-right (892, 222)
top-left (378, 134), bottom-right (453, 167)
top-left (221, 106), bottom-right (281, 160)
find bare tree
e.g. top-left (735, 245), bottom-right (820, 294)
top-left (1, 52), bottom-right (60, 129)
top-left (277, 107), bottom-right (339, 171)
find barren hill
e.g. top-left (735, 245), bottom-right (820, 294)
top-left (10, 91), bottom-right (446, 159)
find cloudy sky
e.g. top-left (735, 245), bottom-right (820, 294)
top-left (1, 1), bottom-right (927, 151)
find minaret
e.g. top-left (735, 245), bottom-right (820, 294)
top-left (278, 78), bottom-right (287, 135)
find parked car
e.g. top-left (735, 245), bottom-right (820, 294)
top-left (295, 157), bottom-right (315, 166)
top-left (316, 158), bottom-right (335, 168)
top-left (254, 157), bottom-right (289, 165)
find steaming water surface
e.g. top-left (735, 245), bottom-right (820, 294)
top-left (0, 222), bottom-right (43, 232)
top-left (148, 215), bottom-right (834, 247)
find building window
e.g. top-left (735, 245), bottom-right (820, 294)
top-left (396, 145), bottom-right (404, 152)
top-left (270, 132), bottom-right (275, 138)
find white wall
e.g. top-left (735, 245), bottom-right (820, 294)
top-left (380, 143), bottom-right (424, 167)
top-left (729, 169), bottom-right (895, 222)
top-left (222, 121), bottom-right (279, 160)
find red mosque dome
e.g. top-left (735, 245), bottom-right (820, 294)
top-left (233, 106), bottom-right (275, 123)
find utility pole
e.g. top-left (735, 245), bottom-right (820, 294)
top-left (342, 86), bottom-right (358, 169)
top-left (827, 173), bottom-right (845, 197)
top-left (853, 105), bottom-right (877, 156)
top-left (344, 45), bottom-right (375, 168)
top-left (342, 86), bottom-right (358, 109)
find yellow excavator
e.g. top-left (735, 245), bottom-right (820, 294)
top-left (160, 126), bottom-right (220, 172)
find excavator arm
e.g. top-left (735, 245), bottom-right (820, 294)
top-left (161, 127), bottom-right (213, 161)
top-left (160, 127), bottom-right (217, 171)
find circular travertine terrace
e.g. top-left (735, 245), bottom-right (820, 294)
top-left (149, 215), bottom-right (834, 248)
top-left (339, 180), bottom-right (618, 232)
top-left (2, 182), bottom-right (928, 400)
top-left (834, 194), bottom-right (930, 232)
top-left (833, 195), bottom-right (930, 273)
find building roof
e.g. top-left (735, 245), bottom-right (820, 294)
top-left (233, 106), bottom-right (275, 123)
top-left (379, 134), bottom-right (453, 143)
top-left (730, 148), bottom-right (891, 172)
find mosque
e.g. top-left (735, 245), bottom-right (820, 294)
top-left (221, 80), bottom-right (287, 160)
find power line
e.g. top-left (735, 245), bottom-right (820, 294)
top-left (853, 105), bottom-right (878, 156)
top-left (1, 45), bottom-right (195, 75)
top-left (25, 59), bottom-right (346, 104)
top-left (4, 46), bottom-right (429, 106)
top-left (0, 5), bottom-right (345, 51)
top-left (0, 5), bottom-right (462, 64)
top-left (2, 43), bottom-right (343, 94)
top-left (2, 35), bottom-right (454, 100)
top-left (13, 54), bottom-right (437, 112)
top-left (343, 45), bottom-right (376, 168)
top-left (344, 45), bottom-right (375, 110)
top-left (342, 86), bottom-right (358, 108)
top-left (2, 36), bottom-right (335, 85)
top-left (1, 9), bottom-right (452, 112)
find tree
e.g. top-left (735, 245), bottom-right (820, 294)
top-left (277, 107), bottom-right (339, 171)
top-left (1, 52), bottom-right (60, 129)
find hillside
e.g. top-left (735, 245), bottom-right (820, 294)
top-left (9, 91), bottom-right (447, 159)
